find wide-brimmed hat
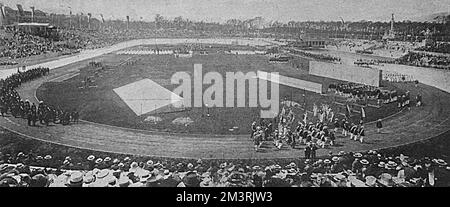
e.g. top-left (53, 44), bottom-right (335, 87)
top-left (227, 172), bottom-right (247, 186)
top-left (187, 163), bottom-right (194, 169)
top-left (68, 171), bottom-right (84, 187)
top-left (386, 161), bottom-right (398, 169)
top-left (360, 159), bottom-right (369, 165)
top-left (87, 155), bottom-right (95, 161)
top-left (432, 159), bottom-right (448, 166)
top-left (123, 157), bottom-right (131, 162)
top-left (95, 158), bottom-right (103, 164)
top-left (324, 159), bottom-right (331, 164)
top-left (104, 157), bottom-right (111, 162)
top-left (378, 162), bottom-right (386, 168)
top-left (286, 168), bottom-right (298, 176)
top-left (332, 156), bottom-right (339, 162)
top-left (252, 165), bottom-right (261, 171)
top-left (83, 171), bottom-right (95, 184)
top-left (288, 162), bottom-right (297, 168)
top-left (163, 170), bottom-right (173, 179)
top-left (96, 169), bottom-right (110, 179)
top-left (146, 160), bottom-right (154, 166)
top-left (353, 153), bottom-right (362, 158)
top-left (338, 151), bottom-right (345, 156)
top-left (137, 170), bottom-right (151, 182)
top-left (378, 173), bottom-right (394, 187)
top-left (113, 159), bottom-right (120, 164)
top-left (129, 162), bottom-right (139, 171)
top-left (44, 155), bottom-right (52, 160)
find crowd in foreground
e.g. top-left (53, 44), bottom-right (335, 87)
top-left (0, 67), bottom-right (79, 126)
top-left (0, 148), bottom-right (449, 187)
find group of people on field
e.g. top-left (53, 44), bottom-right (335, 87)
top-left (0, 67), bottom-right (79, 126)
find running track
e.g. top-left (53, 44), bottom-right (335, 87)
top-left (1, 38), bottom-right (450, 159)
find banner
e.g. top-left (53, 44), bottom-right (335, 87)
top-left (100, 14), bottom-right (105, 23)
top-left (346, 104), bottom-right (351, 118)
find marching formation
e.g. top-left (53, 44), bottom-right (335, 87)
top-left (0, 67), bottom-right (79, 126)
top-left (250, 101), bottom-right (368, 155)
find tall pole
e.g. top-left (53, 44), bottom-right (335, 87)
top-left (30, 6), bottom-right (35, 23)
top-left (69, 9), bottom-right (72, 29)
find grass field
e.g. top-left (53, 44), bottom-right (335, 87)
top-left (36, 44), bottom-right (402, 135)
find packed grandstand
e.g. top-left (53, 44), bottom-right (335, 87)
top-left (1, 2), bottom-right (450, 188)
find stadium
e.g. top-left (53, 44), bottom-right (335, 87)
top-left (1, 1), bottom-right (450, 188)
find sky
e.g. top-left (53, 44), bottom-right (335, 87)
top-left (2, 0), bottom-right (450, 22)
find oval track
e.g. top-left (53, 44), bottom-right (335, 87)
top-left (1, 39), bottom-right (450, 159)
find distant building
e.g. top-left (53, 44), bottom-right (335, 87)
top-left (382, 13), bottom-right (396, 40)
top-left (292, 38), bottom-right (327, 49)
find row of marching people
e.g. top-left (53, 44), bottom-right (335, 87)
top-left (250, 104), bottom-right (340, 152)
top-left (0, 67), bottom-right (79, 126)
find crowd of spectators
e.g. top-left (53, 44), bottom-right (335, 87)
top-left (0, 29), bottom-right (73, 60)
top-left (396, 52), bottom-right (450, 70)
top-left (1, 146), bottom-right (448, 187)
top-left (416, 42), bottom-right (450, 54)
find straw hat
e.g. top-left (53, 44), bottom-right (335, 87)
top-left (432, 159), bottom-right (447, 166)
top-left (378, 173), bottom-right (394, 187)
top-left (83, 171), bottom-right (95, 184)
top-left (360, 159), bottom-right (369, 165)
top-left (95, 158), bottom-right (103, 164)
top-left (68, 171), bottom-right (84, 187)
top-left (386, 161), bottom-right (398, 169)
top-left (96, 169), bottom-right (110, 179)
top-left (146, 160), bottom-right (154, 166)
top-left (104, 157), bottom-right (111, 162)
top-left (87, 155), bottom-right (95, 161)
top-left (332, 156), bottom-right (339, 162)
top-left (353, 153), bottom-right (362, 158)
top-left (44, 155), bottom-right (52, 160)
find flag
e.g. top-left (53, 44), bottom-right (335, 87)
top-left (100, 14), bottom-right (105, 23)
top-left (303, 112), bottom-right (307, 123)
top-left (329, 111), bottom-right (334, 122)
top-left (346, 104), bottom-right (351, 118)
top-left (313, 103), bottom-right (317, 117)
top-left (361, 107), bottom-right (366, 119)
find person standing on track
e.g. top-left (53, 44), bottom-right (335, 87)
top-left (376, 119), bottom-right (383, 134)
